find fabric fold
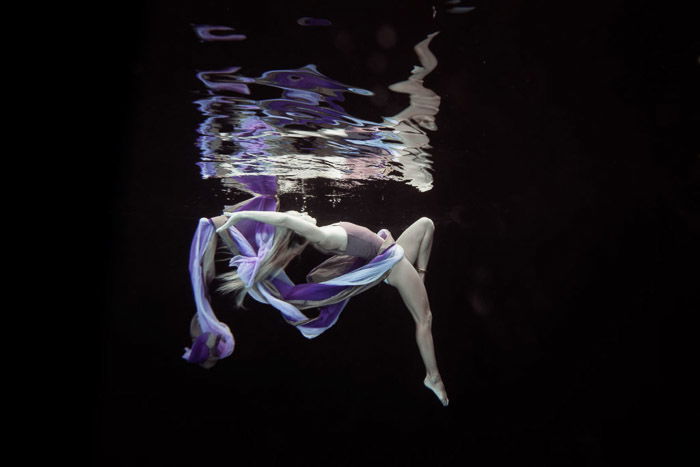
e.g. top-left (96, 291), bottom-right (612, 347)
top-left (183, 218), bottom-right (235, 363)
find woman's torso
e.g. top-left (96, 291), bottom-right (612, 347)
top-left (313, 222), bottom-right (384, 260)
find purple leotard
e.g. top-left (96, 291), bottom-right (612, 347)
top-left (337, 222), bottom-right (384, 260)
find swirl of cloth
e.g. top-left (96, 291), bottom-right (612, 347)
top-left (183, 195), bottom-right (277, 363)
top-left (183, 195), bottom-right (404, 363)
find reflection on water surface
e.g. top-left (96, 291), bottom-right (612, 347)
top-left (193, 29), bottom-right (441, 194)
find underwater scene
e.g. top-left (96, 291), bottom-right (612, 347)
top-left (95, 0), bottom-right (682, 465)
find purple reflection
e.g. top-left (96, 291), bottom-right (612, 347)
top-left (197, 67), bottom-right (251, 95)
top-left (446, 6), bottom-right (475, 14)
top-left (197, 161), bottom-right (218, 179)
top-left (260, 98), bottom-right (363, 128)
top-left (194, 24), bottom-right (247, 41)
top-left (190, 32), bottom-right (442, 193)
top-left (297, 17), bottom-right (332, 26)
top-left (256, 64), bottom-right (368, 101)
top-left (237, 115), bottom-right (275, 136)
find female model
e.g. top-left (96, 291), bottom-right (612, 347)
top-left (184, 197), bottom-right (448, 406)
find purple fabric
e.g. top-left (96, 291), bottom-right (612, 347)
top-left (282, 282), bottom-right (348, 301)
top-left (227, 195), bottom-right (277, 249)
top-left (187, 333), bottom-right (213, 364)
top-left (286, 236), bottom-right (395, 331)
top-left (196, 67), bottom-right (251, 95)
top-left (183, 195), bottom-right (279, 364)
top-left (302, 301), bottom-right (348, 329)
top-left (183, 218), bottom-right (235, 363)
top-left (270, 242), bottom-right (394, 303)
top-left (231, 175), bottom-right (278, 196)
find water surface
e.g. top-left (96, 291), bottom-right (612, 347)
top-left (193, 29), bottom-right (442, 196)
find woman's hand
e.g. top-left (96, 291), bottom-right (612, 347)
top-left (217, 211), bottom-right (241, 233)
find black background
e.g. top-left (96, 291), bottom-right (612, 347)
top-left (69, 0), bottom-right (696, 465)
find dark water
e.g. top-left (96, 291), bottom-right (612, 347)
top-left (90, 0), bottom-right (694, 465)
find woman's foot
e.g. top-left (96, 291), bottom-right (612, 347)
top-left (424, 375), bottom-right (449, 406)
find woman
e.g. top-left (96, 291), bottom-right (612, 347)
top-left (185, 197), bottom-right (448, 406)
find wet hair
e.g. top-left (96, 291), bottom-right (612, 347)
top-left (216, 202), bottom-right (308, 308)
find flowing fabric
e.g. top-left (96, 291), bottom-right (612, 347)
top-left (183, 218), bottom-right (234, 362)
top-left (183, 195), bottom-right (276, 362)
top-left (183, 195), bottom-right (404, 363)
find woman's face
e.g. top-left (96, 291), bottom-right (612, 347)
top-left (287, 210), bottom-right (317, 225)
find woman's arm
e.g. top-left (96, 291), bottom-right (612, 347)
top-left (217, 210), bottom-right (330, 245)
top-left (210, 215), bottom-right (239, 252)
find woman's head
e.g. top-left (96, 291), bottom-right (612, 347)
top-left (217, 223), bottom-right (308, 306)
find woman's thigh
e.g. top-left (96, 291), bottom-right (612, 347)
top-left (386, 258), bottom-right (431, 323)
top-left (394, 217), bottom-right (434, 265)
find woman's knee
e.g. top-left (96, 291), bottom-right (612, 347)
top-left (418, 217), bottom-right (434, 233)
top-left (416, 310), bottom-right (433, 328)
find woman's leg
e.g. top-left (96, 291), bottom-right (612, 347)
top-left (394, 217), bottom-right (435, 281)
top-left (386, 257), bottom-right (448, 406)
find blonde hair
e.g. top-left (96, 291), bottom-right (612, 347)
top-left (216, 200), bottom-right (308, 308)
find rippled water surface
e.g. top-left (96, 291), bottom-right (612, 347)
top-left (193, 27), bottom-right (442, 195)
